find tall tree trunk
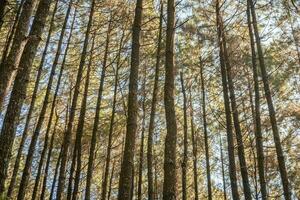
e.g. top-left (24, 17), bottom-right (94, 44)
top-left (0, 0), bottom-right (37, 109)
top-left (180, 72), bottom-right (188, 200)
top-left (117, 0), bottom-right (143, 198)
top-left (56, 0), bottom-right (95, 199)
top-left (249, 0), bottom-right (291, 199)
top-left (189, 90), bottom-right (199, 200)
top-left (0, 0), bottom-right (25, 73)
top-left (85, 13), bottom-right (113, 200)
top-left (101, 23), bottom-right (122, 200)
top-left (215, 0), bottom-right (239, 199)
top-left (221, 17), bottom-right (252, 200)
top-left (40, 8), bottom-right (76, 200)
top-left (71, 34), bottom-right (94, 200)
top-left (199, 61), bottom-right (212, 200)
top-left (137, 70), bottom-right (146, 200)
top-left (163, 0), bottom-right (177, 198)
top-left (17, 1), bottom-right (73, 199)
top-left (49, 144), bottom-right (63, 200)
top-left (147, 2), bottom-right (163, 200)
top-left (0, 0), bottom-right (51, 195)
top-left (107, 160), bottom-right (115, 200)
top-left (246, 1), bottom-right (267, 199)
top-left (220, 136), bottom-right (227, 200)
top-left (6, 1), bottom-right (58, 197)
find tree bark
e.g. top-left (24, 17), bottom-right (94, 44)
top-left (221, 18), bottom-right (252, 200)
top-left (56, 0), bottom-right (95, 198)
top-left (0, 0), bottom-right (51, 195)
top-left (163, 0), bottom-right (177, 198)
top-left (180, 72), bottom-right (188, 200)
top-left (220, 136), bottom-right (227, 200)
top-left (137, 70), bottom-right (146, 200)
top-left (147, 2), bottom-right (163, 200)
top-left (117, 0), bottom-right (143, 198)
top-left (246, 1), bottom-right (267, 199)
top-left (6, 1), bottom-right (58, 197)
top-left (189, 90), bottom-right (199, 200)
top-left (85, 13), bottom-right (113, 200)
top-left (199, 62), bottom-right (213, 200)
top-left (17, 1), bottom-right (73, 199)
top-left (249, 0), bottom-right (291, 199)
top-left (101, 22), bottom-right (122, 200)
top-left (215, 0), bottom-right (240, 199)
top-left (0, 0), bottom-right (37, 109)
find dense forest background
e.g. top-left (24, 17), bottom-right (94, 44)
top-left (0, 0), bottom-right (299, 199)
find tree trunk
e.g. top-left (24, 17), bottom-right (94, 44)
top-left (215, 0), bottom-right (239, 199)
top-left (137, 70), bottom-right (146, 200)
top-left (85, 13), bottom-right (113, 200)
top-left (0, 0), bottom-right (51, 195)
top-left (56, 0), bottom-right (95, 199)
top-left (50, 144), bottom-right (63, 200)
top-left (40, 8), bottom-right (76, 200)
top-left (101, 23), bottom-right (123, 200)
top-left (0, 0), bottom-right (25, 76)
top-left (147, 2), bottom-right (163, 199)
top-left (221, 18), bottom-right (252, 200)
top-left (17, 1), bottom-right (73, 198)
top-left (117, 0), bottom-right (143, 198)
top-left (249, 0), bottom-right (291, 199)
top-left (246, 1), bottom-right (267, 199)
top-left (163, 0), bottom-right (177, 198)
top-left (199, 60), bottom-right (213, 200)
top-left (0, 0), bottom-right (37, 109)
top-left (6, 1), bottom-right (58, 197)
top-left (180, 72), bottom-right (188, 200)
top-left (220, 136), bottom-right (227, 200)
top-left (189, 90), bottom-right (199, 200)
top-left (107, 160), bottom-right (115, 200)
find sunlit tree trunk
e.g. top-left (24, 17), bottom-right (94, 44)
top-left (17, 1), bottom-right (73, 198)
top-left (163, 0), bottom-right (177, 198)
top-left (6, 1), bottom-right (58, 197)
top-left (215, 0), bottom-right (239, 199)
top-left (0, 0), bottom-right (37, 109)
top-left (147, 2), bottom-right (163, 200)
top-left (117, 0), bottom-right (143, 198)
top-left (0, 0), bottom-right (51, 196)
top-left (246, 1), bottom-right (267, 199)
top-left (249, 0), bottom-right (291, 199)
top-left (180, 72), bottom-right (188, 200)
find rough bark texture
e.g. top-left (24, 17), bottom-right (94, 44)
top-left (249, 0), bottom-right (291, 199)
top-left (0, 0), bottom-right (37, 109)
top-left (56, 0), bottom-right (95, 199)
top-left (163, 0), bottom-right (177, 198)
top-left (215, 0), bottom-right (240, 199)
top-left (117, 0), bottom-right (143, 198)
top-left (147, 3), bottom-right (163, 200)
top-left (246, 1), bottom-right (267, 199)
top-left (180, 72), bottom-right (188, 200)
top-left (17, 1), bottom-right (73, 198)
top-left (6, 1), bottom-right (58, 196)
top-left (0, 0), bottom-right (50, 196)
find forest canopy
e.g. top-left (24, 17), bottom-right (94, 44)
top-left (0, 0), bottom-right (299, 199)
